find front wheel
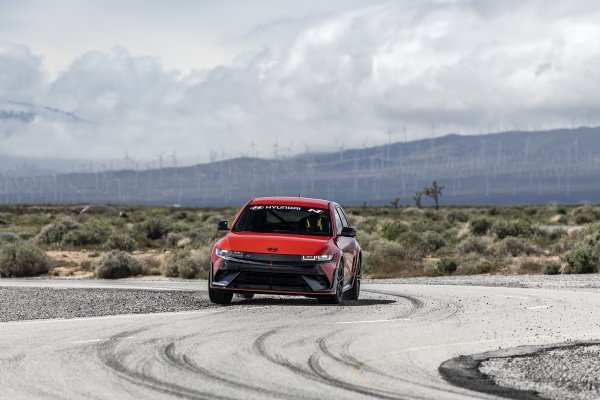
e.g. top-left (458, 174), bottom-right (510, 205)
top-left (344, 258), bottom-right (361, 301)
top-left (318, 265), bottom-right (344, 305)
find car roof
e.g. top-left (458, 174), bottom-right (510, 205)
top-left (249, 196), bottom-right (331, 208)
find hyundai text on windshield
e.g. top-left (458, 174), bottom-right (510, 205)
top-left (233, 205), bottom-right (332, 236)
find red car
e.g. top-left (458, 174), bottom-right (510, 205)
top-left (209, 197), bottom-right (362, 305)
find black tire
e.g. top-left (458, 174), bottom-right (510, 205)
top-left (208, 283), bottom-right (233, 305)
top-left (318, 265), bottom-right (344, 305)
top-left (344, 257), bottom-right (361, 301)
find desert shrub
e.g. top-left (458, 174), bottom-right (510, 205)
top-left (494, 237), bottom-right (540, 257)
top-left (0, 212), bottom-right (12, 225)
top-left (355, 217), bottom-right (379, 234)
top-left (18, 232), bottom-right (35, 241)
top-left (424, 211), bottom-right (441, 221)
top-left (447, 211), bottom-right (469, 223)
top-left (181, 228), bottom-right (206, 244)
top-left (80, 260), bottom-right (94, 272)
top-left (141, 217), bottom-right (172, 240)
top-left (162, 249), bottom-right (200, 279)
top-left (487, 207), bottom-right (500, 216)
top-left (176, 237), bottom-right (192, 248)
top-left (553, 224), bottom-right (597, 253)
top-left (476, 259), bottom-right (493, 273)
top-left (435, 257), bottom-right (458, 275)
top-left (422, 231), bottom-right (446, 253)
top-left (36, 216), bottom-right (82, 244)
top-left (354, 231), bottom-right (379, 252)
top-left (547, 229), bottom-right (567, 241)
top-left (516, 259), bottom-right (543, 274)
top-left (562, 245), bottom-right (597, 274)
top-left (525, 208), bottom-right (537, 216)
top-left (572, 207), bottom-right (600, 224)
top-left (492, 220), bottom-right (536, 239)
top-left (397, 231), bottom-right (426, 259)
top-left (575, 214), bottom-right (593, 225)
top-left (455, 260), bottom-right (477, 275)
top-left (459, 236), bottom-right (488, 254)
top-left (556, 207), bottom-right (568, 215)
top-left (364, 239), bottom-right (407, 272)
top-left (94, 250), bottom-right (142, 279)
top-left (173, 211), bottom-right (189, 221)
top-left (139, 257), bottom-right (162, 275)
top-left (453, 255), bottom-right (493, 275)
top-left (381, 221), bottom-right (406, 241)
top-left (470, 218), bottom-right (492, 236)
top-left (62, 224), bottom-right (109, 247)
top-left (191, 248), bottom-right (211, 278)
top-left (0, 232), bottom-right (19, 243)
top-left (165, 232), bottom-right (184, 248)
top-left (0, 241), bottom-right (52, 277)
top-left (543, 262), bottom-right (561, 275)
top-left (104, 233), bottom-right (137, 252)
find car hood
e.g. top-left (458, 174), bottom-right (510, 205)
top-left (220, 232), bottom-right (333, 255)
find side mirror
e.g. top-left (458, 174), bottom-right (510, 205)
top-left (216, 220), bottom-right (229, 231)
top-left (339, 227), bottom-right (356, 238)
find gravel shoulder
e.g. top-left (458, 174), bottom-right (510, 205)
top-left (365, 273), bottom-right (600, 290)
top-left (0, 287), bottom-right (212, 322)
top-left (2, 273), bottom-right (599, 323)
top-left (480, 343), bottom-right (600, 400)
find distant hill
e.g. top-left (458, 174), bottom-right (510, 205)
top-left (1, 127), bottom-right (599, 206)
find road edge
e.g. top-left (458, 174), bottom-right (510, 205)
top-left (439, 341), bottom-right (600, 400)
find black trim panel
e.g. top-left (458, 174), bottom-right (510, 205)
top-left (212, 258), bottom-right (333, 292)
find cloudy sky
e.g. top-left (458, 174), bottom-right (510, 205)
top-left (1, 0), bottom-right (599, 166)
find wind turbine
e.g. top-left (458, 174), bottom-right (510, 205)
top-left (155, 152), bottom-right (165, 183)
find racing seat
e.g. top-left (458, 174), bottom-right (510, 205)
top-left (299, 214), bottom-right (328, 233)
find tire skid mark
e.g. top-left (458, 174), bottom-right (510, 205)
top-left (306, 352), bottom-right (411, 400)
top-left (364, 289), bottom-right (462, 324)
top-left (361, 290), bottom-right (424, 320)
top-left (161, 342), bottom-right (292, 399)
top-left (253, 328), bottom-right (320, 382)
top-left (254, 328), bottom-right (413, 400)
top-left (322, 334), bottom-right (466, 399)
top-left (97, 330), bottom-right (233, 400)
top-left (328, 293), bottom-right (475, 398)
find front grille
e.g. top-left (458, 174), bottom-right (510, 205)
top-left (233, 272), bottom-right (310, 292)
top-left (212, 255), bottom-right (332, 292)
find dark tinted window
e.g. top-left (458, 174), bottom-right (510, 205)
top-left (233, 205), bottom-right (332, 236)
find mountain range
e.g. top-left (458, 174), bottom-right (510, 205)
top-left (1, 127), bottom-right (599, 206)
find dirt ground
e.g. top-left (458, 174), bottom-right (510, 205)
top-left (47, 249), bottom-right (169, 278)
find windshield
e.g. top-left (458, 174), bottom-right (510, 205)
top-left (233, 205), bottom-right (332, 236)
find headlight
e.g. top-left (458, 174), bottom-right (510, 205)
top-left (301, 254), bottom-right (334, 262)
top-left (216, 248), bottom-right (243, 258)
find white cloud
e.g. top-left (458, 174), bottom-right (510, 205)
top-left (1, 0), bottom-right (600, 164)
top-left (0, 43), bottom-right (44, 103)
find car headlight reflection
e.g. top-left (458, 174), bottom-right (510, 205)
top-left (301, 255), bottom-right (334, 262)
top-left (216, 248), bottom-right (243, 258)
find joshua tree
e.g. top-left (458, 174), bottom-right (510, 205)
top-left (424, 181), bottom-right (444, 210)
top-left (412, 191), bottom-right (423, 208)
top-left (389, 197), bottom-right (400, 209)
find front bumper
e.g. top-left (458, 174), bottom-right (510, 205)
top-left (210, 253), bottom-right (336, 295)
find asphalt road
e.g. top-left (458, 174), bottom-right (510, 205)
top-left (1, 279), bottom-right (600, 399)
